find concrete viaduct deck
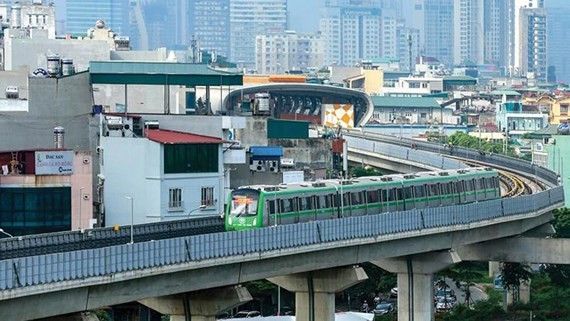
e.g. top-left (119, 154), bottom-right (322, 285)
top-left (0, 131), bottom-right (565, 321)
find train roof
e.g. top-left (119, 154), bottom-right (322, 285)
top-left (236, 167), bottom-right (497, 194)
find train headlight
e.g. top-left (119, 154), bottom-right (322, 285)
top-left (228, 217), bottom-right (232, 224)
top-left (253, 218), bottom-right (257, 226)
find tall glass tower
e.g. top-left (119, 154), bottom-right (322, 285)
top-left (65, 0), bottom-right (129, 36)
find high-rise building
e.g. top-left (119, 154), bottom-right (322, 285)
top-left (319, 6), bottom-right (381, 66)
top-left (512, 0), bottom-right (545, 76)
top-left (483, 0), bottom-right (509, 68)
top-left (453, 0), bottom-right (484, 65)
top-left (230, 0), bottom-right (287, 69)
top-left (547, 7), bottom-right (570, 83)
top-left (412, 0), bottom-right (454, 67)
top-left (255, 31), bottom-right (324, 74)
top-left (65, 0), bottom-right (129, 36)
top-left (518, 6), bottom-right (547, 81)
top-left (190, 0), bottom-right (230, 58)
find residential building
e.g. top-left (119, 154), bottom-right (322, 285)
top-left (65, 0), bottom-right (129, 36)
top-left (369, 96), bottom-right (456, 125)
top-left (99, 121), bottom-right (226, 226)
top-left (255, 31), bottom-right (324, 74)
top-left (189, 0), bottom-right (230, 58)
top-left (495, 98), bottom-right (548, 138)
top-left (2, 1), bottom-right (56, 38)
top-left (319, 6), bottom-right (381, 66)
top-left (230, 0), bottom-right (287, 69)
top-left (382, 75), bottom-right (443, 96)
top-left (0, 149), bottom-right (93, 236)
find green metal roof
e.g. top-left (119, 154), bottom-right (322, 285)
top-left (443, 76), bottom-right (477, 82)
top-left (527, 124), bottom-right (558, 138)
top-left (371, 96), bottom-right (441, 109)
top-left (89, 61), bottom-right (243, 86)
top-left (490, 90), bottom-right (521, 96)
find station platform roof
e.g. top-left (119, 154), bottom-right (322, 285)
top-left (89, 61), bottom-right (243, 86)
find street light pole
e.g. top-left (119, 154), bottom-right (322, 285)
top-left (187, 204), bottom-right (207, 219)
top-left (125, 196), bottom-right (134, 244)
top-left (0, 228), bottom-right (13, 238)
top-left (79, 186), bottom-right (85, 230)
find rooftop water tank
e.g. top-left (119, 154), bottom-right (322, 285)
top-left (10, 3), bottom-right (21, 29)
top-left (62, 58), bottom-right (75, 76)
top-left (46, 55), bottom-right (61, 77)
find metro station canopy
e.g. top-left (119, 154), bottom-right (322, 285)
top-left (89, 61), bottom-right (243, 86)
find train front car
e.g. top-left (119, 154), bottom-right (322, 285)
top-left (225, 188), bottom-right (263, 231)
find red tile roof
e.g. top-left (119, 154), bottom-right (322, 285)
top-left (145, 129), bottom-right (222, 144)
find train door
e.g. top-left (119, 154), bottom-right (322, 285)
top-left (403, 185), bottom-right (415, 210)
top-left (449, 182), bottom-right (460, 204)
top-left (293, 197), bottom-right (300, 223)
top-left (366, 189), bottom-right (380, 214)
top-left (414, 185), bottom-right (428, 209)
top-left (385, 188), bottom-right (397, 212)
top-left (395, 187), bottom-right (405, 211)
top-left (342, 191), bottom-right (351, 217)
top-left (268, 196), bottom-right (281, 226)
top-left (351, 191), bottom-right (365, 216)
top-left (457, 179), bottom-right (467, 204)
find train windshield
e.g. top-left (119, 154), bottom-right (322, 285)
top-left (230, 189), bottom-right (260, 217)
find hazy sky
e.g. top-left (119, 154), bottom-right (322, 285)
top-left (287, 0), bottom-right (323, 33)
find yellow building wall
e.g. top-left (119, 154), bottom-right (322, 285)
top-left (550, 97), bottom-right (570, 124)
top-left (362, 69), bottom-right (383, 95)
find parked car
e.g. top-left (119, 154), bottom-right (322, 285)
top-left (233, 311), bottom-right (261, 318)
top-left (436, 298), bottom-right (455, 312)
top-left (435, 289), bottom-right (456, 302)
top-left (373, 303), bottom-right (395, 315)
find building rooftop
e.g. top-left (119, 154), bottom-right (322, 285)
top-left (146, 129), bottom-right (222, 144)
top-left (89, 61), bottom-right (243, 86)
top-left (490, 90), bottom-right (521, 96)
top-left (371, 96), bottom-right (441, 109)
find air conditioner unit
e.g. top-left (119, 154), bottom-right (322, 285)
top-left (250, 160), bottom-right (266, 171)
top-left (269, 166), bottom-right (278, 173)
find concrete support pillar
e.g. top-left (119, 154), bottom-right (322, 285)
top-left (268, 266), bottom-right (368, 321)
top-left (489, 261), bottom-right (500, 277)
top-left (138, 286), bottom-right (252, 321)
top-left (373, 251), bottom-right (461, 321)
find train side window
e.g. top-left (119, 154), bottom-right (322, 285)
top-left (268, 200), bottom-right (276, 215)
top-left (441, 183), bottom-right (448, 195)
top-left (473, 179), bottom-right (480, 190)
top-left (457, 181), bottom-right (464, 193)
top-left (466, 180), bottom-right (474, 192)
top-left (415, 185), bottom-right (425, 198)
top-left (481, 179), bottom-right (487, 189)
top-left (395, 188), bottom-right (403, 201)
top-left (299, 197), bottom-right (308, 211)
top-left (427, 184), bottom-right (436, 196)
top-left (381, 189), bottom-right (388, 202)
top-left (351, 192), bottom-right (362, 205)
top-left (305, 196), bottom-right (313, 210)
top-left (343, 193), bottom-right (351, 206)
top-left (404, 186), bottom-right (413, 199)
top-left (367, 190), bottom-right (379, 203)
top-left (280, 199), bottom-right (293, 213)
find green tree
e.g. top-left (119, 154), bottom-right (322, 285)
top-left (352, 166), bottom-right (383, 178)
top-left (500, 263), bottom-right (532, 304)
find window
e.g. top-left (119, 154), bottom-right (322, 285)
top-left (201, 187), bottom-right (215, 206)
top-left (561, 104), bottom-right (568, 115)
top-left (169, 188), bottom-right (183, 209)
top-left (164, 144), bottom-right (218, 174)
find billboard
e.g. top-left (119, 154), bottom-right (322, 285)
top-left (35, 151), bottom-right (74, 175)
top-left (323, 104), bottom-right (354, 129)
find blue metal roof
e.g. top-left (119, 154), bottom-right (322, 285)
top-left (250, 146), bottom-right (283, 157)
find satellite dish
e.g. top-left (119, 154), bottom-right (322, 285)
top-left (32, 68), bottom-right (48, 77)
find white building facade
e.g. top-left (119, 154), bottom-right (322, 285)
top-left (230, 0), bottom-right (287, 69)
top-left (255, 31), bottom-right (324, 74)
top-left (100, 126), bottom-right (226, 226)
top-left (319, 6), bottom-right (381, 66)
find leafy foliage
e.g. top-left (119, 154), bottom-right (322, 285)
top-left (352, 166), bottom-right (383, 178)
top-left (436, 299), bottom-right (507, 321)
top-left (444, 132), bottom-right (516, 156)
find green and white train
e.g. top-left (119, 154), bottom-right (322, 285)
top-left (225, 167), bottom-right (500, 231)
